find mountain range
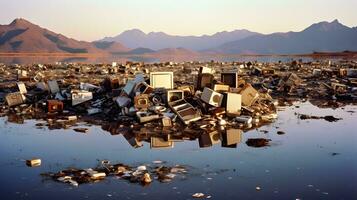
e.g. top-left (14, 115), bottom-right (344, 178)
top-left (1, 18), bottom-right (356, 55)
top-left (101, 29), bottom-right (260, 51)
top-left (211, 20), bottom-right (357, 54)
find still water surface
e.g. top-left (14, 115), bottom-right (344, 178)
top-left (0, 101), bottom-right (356, 200)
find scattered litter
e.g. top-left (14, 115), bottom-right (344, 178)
top-left (73, 128), bottom-right (89, 133)
top-left (192, 193), bottom-right (205, 198)
top-left (298, 114), bottom-right (341, 122)
top-left (41, 161), bottom-right (188, 187)
top-left (26, 158), bottom-right (41, 167)
top-left (246, 138), bottom-right (271, 148)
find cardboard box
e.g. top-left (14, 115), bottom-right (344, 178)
top-left (201, 87), bottom-right (223, 107)
top-left (150, 72), bottom-right (174, 89)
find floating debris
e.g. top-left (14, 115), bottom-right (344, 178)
top-left (277, 131), bottom-right (286, 135)
top-left (41, 161), bottom-right (188, 187)
top-left (192, 193), bottom-right (205, 198)
top-left (26, 158), bottom-right (41, 167)
top-left (298, 114), bottom-right (342, 122)
top-left (73, 128), bottom-right (89, 133)
top-left (246, 138), bottom-right (271, 148)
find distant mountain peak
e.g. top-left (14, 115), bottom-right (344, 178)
top-left (304, 19), bottom-right (347, 32)
top-left (332, 19), bottom-right (339, 24)
top-left (10, 18), bottom-right (34, 27)
top-left (122, 29), bottom-right (145, 35)
top-left (1, 18), bottom-right (129, 54)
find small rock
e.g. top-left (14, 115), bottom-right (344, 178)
top-left (73, 128), bottom-right (88, 133)
top-left (277, 131), bottom-right (285, 135)
top-left (137, 165), bottom-right (147, 171)
top-left (192, 193), bottom-right (205, 198)
top-left (140, 173), bottom-right (152, 184)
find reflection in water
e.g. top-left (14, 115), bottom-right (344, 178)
top-left (0, 101), bottom-right (356, 200)
top-left (102, 121), bottom-right (243, 149)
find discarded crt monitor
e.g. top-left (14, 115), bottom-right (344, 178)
top-left (331, 82), bottom-right (347, 93)
top-left (162, 117), bottom-right (172, 127)
top-left (198, 131), bottom-right (220, 148)
top-left (177, 85), bottom-right (195, 97)
top-left (221, 71), bottom-right (238, 88)
top-left (150, 72), bottom-right (174, 89)
top-left (223, 92), bottom-right (242, 116)
top-left (134, 82), bottom-right (154, 95)
top-left (71, 90), bottom-right (93, 106)
top-left (166, 89), bottom-right (184, 104)
top-left (17, 82), bottom-right (27, 94)
top-left (17, 70), bottom-right (30, 81)
top-left (278, 73), bottom-right (302, 88)
top-left (116, 96), bottom-right (131, 108)
top-left (221, 128), bottom-right (242, 148)
top-left (47, 80), bottom-right (60, 94)
top-left (262, 68), bottom-right (275, 76)
top-left (103, 77), bottom-right (120, 91)
top-left (36, 82), bottom-right (49, 91)
top-left (150, 136), bottom-right (174, 149)
top-left (47, 100), bottom-right (64, 113)
top-left (199, 66), bottom-right (213, 74)
top-left (197, 73), bottom-right (214, 90)
top-left (5, 92), bottom-right (25, 107)
top-left (239, 84), bottom-right (259, 106)
top-left (346, 68), bottom-right (357, 78)
top-left (123, 132), bottom-right (143, 148)
top-left (134, 94), bottom-right (150, 110)
top-left (123, 80), bottom-right (136, 96)
top-left (169, 99), bottom-right (201, 125)
top-left (201, 87), bottom-right (223, 107)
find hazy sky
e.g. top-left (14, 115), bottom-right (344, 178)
top-left (0, 0), bottom-right (356, 41)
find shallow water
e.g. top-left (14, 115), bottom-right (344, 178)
top-left (0, 101), bottom-right (356, 200)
